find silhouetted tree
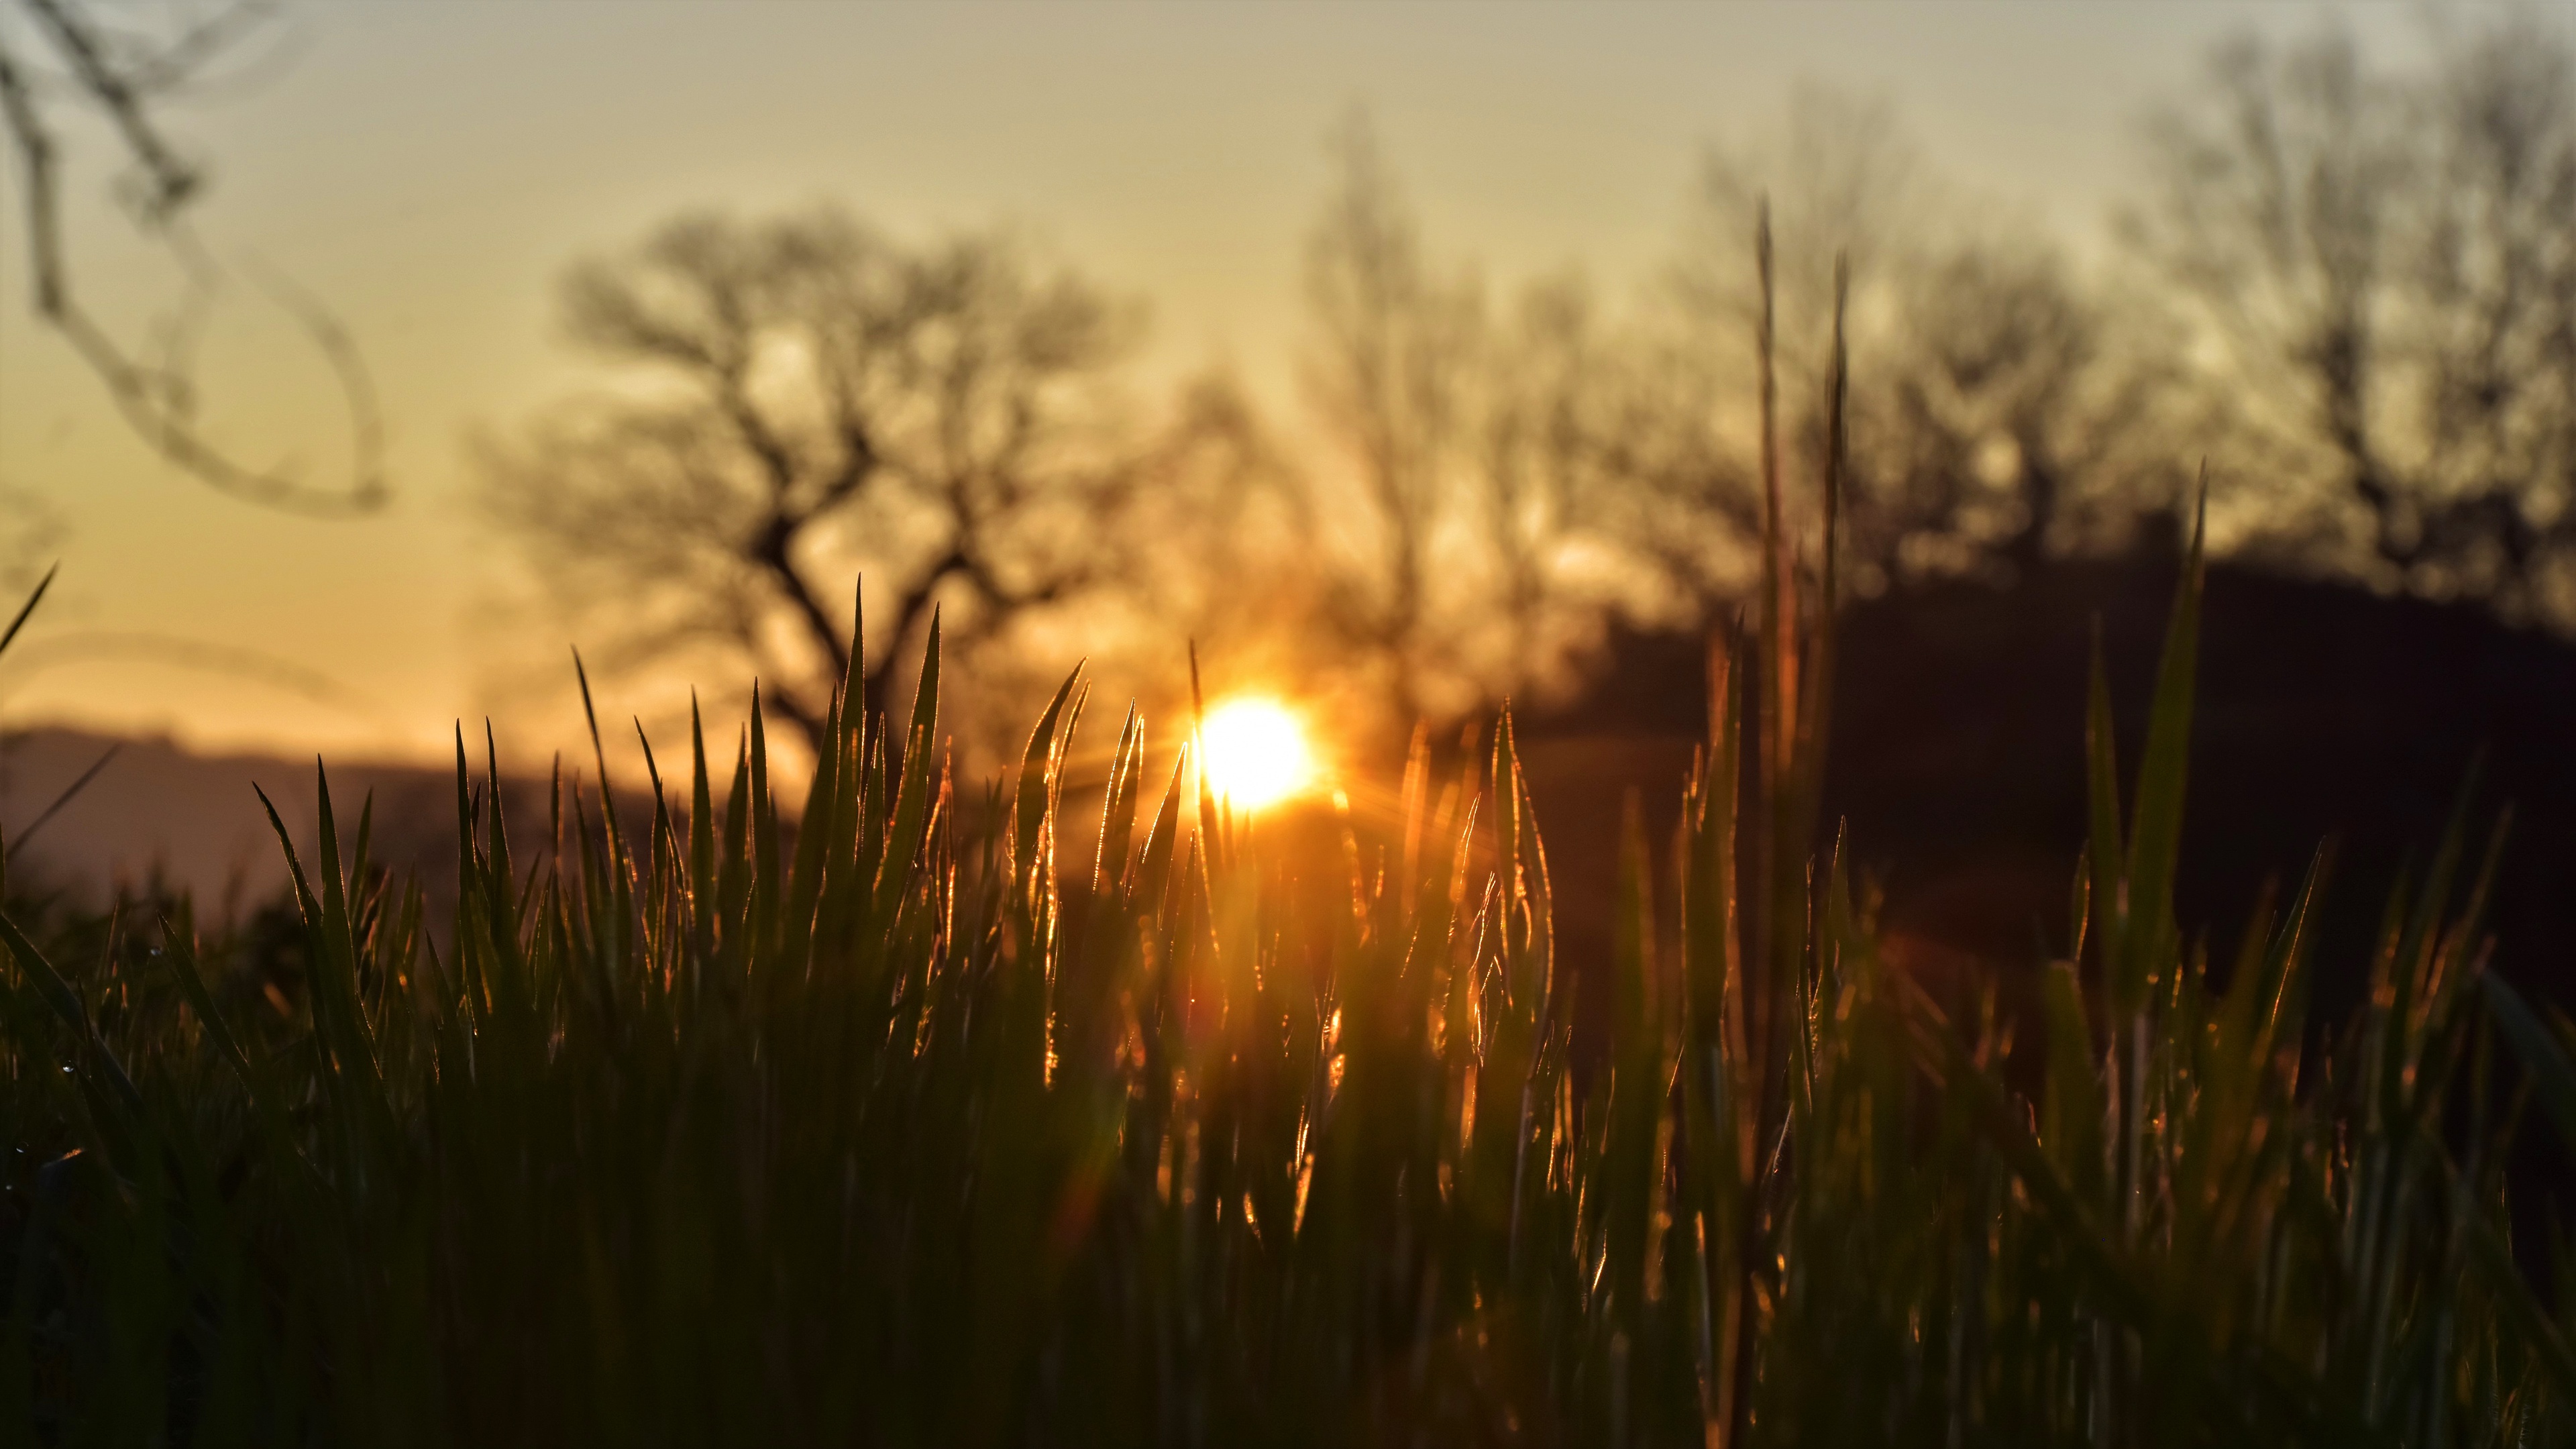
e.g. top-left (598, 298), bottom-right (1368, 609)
top-left (482, 206), bottom-right (1148, 748)
top-left (1301, 116), bottom-right (1688, 723)
top-left (0, 0), bottom-right (383, 515)
top-left (1301, 116), bottom-right (1481, 718)
top-left (1869, 240), bottom-right (2182, 578)
top-left (1285, 97), bottom-right (2206, 739)
top-left (2134, 15), bottom-right (2576, 615)
top-left (1674, 87), bottom-right (2180, 596)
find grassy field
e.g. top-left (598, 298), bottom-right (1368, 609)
top-left (3, 237), bottom-right (2572, 1441)
top-left (0, 507), bottom-right (2569, 1448)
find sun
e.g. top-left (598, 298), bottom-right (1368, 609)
top-left (1198, 696), bottom-right (1318, 810)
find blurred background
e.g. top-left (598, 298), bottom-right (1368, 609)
top-left (0, 0), bottom-right (2569, 1004)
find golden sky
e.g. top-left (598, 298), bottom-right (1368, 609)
top-left (0, 0), bottom-right (2427, 764)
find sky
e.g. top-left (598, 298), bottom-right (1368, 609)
top-left (0, 0), bottom-right (2441, 765)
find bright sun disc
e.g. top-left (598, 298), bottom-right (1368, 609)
top-left (1199, 697), bottom-right (1317, 810)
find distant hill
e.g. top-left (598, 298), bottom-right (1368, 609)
top-left (0, 728), bottom-right (531, 916)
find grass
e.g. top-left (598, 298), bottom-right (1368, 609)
top-left (0, 525), bottom-right (2565, 1448)
top-left (3, 262), bottom-right (2574, 1446)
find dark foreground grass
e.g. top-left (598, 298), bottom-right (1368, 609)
top-left (0, 522), bottom-right (2571, 1448)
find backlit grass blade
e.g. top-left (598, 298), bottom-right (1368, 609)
top-left (1093, 706), bottom-right (1144, 898)
top-left (155, 914), bottom-right (257, 1106)
top-left (2115, 484), bottom-right (2206, 1012)
top-left (0, 563), bottom-right (56, 661)
top-left (2483, 971), bottom-right (2576, 1154)
top-left (871, 610), bottom-right (942, 930)
top-left (688, 695), bottom-right (717, 962)
top-left (2084, 623), bottom-right (2126, 985)
top-left (0, 906), bottom-right (147, 1149)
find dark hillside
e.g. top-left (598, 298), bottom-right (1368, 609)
top-left (1524, 547), bottom-right (2576, 1019)
top-left (0, 728), bottom-right (553, 918)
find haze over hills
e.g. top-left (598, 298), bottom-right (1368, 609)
top-left (0, 727), bottom-right (515, 912)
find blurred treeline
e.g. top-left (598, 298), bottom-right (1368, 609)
top-left (480, 14), bottom-right (2576, 763)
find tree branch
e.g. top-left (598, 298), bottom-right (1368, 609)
top-left (0, 5), bottom-right (386, 517)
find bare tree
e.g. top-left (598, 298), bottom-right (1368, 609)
top-left (482, 206), bottom-right (1145, 748)
top-left (2133, 15), bottom-right (2576, 614)
top-left (1863, 241), bottom-right (2183, 580)
top-left (1475, 278), bottom-right (1604, 685)
top-left (1675, 86), bottom-right (2178, 596)
top-left (1301, 116), bottom-right (1682, 722)
top-left (1301, 115), bottom-right (1483, 718)
top-left (1291, 95), bottom-right (2183, 739)
top-left (0, 0), bottom-right (383, 515)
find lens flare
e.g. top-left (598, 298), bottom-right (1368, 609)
top-left (1198, 697), bottom-right (1317, 810)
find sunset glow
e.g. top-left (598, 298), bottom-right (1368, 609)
top-left (1198, 697), bottom-right (1318, 810)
